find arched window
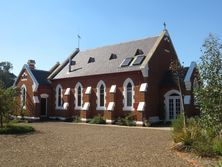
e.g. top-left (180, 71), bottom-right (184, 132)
top-left (56, 84), bottom-right (63, 109)
top-left (75, 82), bottom-right (83, 109)
top-left (96, 80), bottom-right (106, 110)
top-left (21, 85), bottom-right (27, 108)
top-left (126, 82), bottom-right (132, 107)
top-left (123, 78), bottom-right (135, 111)
top-left (100, 84), bottom-right (105, 107)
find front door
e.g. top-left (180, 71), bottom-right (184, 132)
top-left (167, 96), bottom-right (181, 121)
top-left (40, 98), bottom-right (47, 116)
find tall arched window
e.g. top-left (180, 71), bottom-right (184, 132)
top-left (123, 78), bottom-right (135, 111)
top-left (75, 82), bottom-right (83, 109)
top-left (56, 84), bottom-right (63, 109)
top-left (96, 80), bottom-right (106, 110)
top-left (126, 82), bottom-right (132, 107)
top-left (21, 85), bottom-right (27, 108)
top-left (100, 84), bottom-right (105, 107)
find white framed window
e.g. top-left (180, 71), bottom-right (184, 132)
top-left (96, 80), bottom-right (106, 110)
top-left (123, 78), bottom-right (135, 111)
top-left (21, 84), bottom-right (27, 109)
top-left (75, 82), bottom-right (83, 110)
top-left (55, 84), bottom-right (63, 109)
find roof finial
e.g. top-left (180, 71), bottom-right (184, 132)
top-left (77, 34), bottom-right (81, 49)
top-left (163, 22), bottom-right (167, 30)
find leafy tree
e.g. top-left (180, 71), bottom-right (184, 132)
top-left (0, 61), bottom-right (16, 88)
top-left (195, 34), bottom-right (222, 134)
top-left (0, 85), bottom-right (18, 128)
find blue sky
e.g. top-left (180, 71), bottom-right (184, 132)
top-left (0, 0), bottom-right (221, 75)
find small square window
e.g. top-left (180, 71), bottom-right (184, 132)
top-left (132, 55), bottom-right (145, 65)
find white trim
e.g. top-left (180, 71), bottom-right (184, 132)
top-left (17, 115), bottom-right (40, 120)
top-left (135, 121), bottom-right (143, 125)
top-left (107, 102), bottom-right (115, 111)
top-left (96, 80), bottom-right (106, 110)
top-left (137, 102), bottom-right (145, 111)
top-left (164, 90), bottom-right (182, 121)
top-left (85, 86), bottom-right (92, 94)
top-left (33, 96), bottom-right (39, 103)
top-left (106, 119), bottom-right (114, 124)
top-left (83, 102), bottom-right (90, 110)
top-left (63, 102), bottom-right (69, 110)
top-left (20, 84), bottom-right (27, 109)
top-left (64, 88), bottom-right (71, 95)
top-left (184, 62), bottom-right (196, 91)
top-left (14, 64), bottom-right (39, 92)
top-left (55, 84), bottom-right (63, 110)
top-left (74, 82), bottom-right (83, 110)
top-left (81, 118), bottom-right (90, 122)
top-left (40, 93), bottom-right (49, 98)
top-left (123, 78), bottom-right (135, 111)
top-left (139, 83), bottom-right (148, 92)
top-left (109, 85), bottom-right (116, 93)
top-left (140, 63), bottom-right (149, 77)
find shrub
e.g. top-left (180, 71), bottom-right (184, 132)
top-left (213, 138), bottom-right (222, 156)
top-left (216, 161), bottom-right (222, 167)
top-left (115, 114), bottom-right (136, 126)
top-left (89, 115), bottom-right (106, 124)
top-left (0, 124), bottom-right (35, 134)
top-left (172, 113), bottom-right (185, 143)
top-left (73, 116), bottom-right (81, 123)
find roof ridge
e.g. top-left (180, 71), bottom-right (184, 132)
top-left (80, 35), bottom-right (160, 53)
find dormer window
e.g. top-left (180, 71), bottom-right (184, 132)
top-left (135, 49), bottom-right (144, 56)
top-left (120, 57), bottom-right (134, 67)
top-left (88, 57), bottom-right (95, 63)
top-left (109, 53), bottom-right (117, 60)
top-left (132, 55), bottom-right (145, 66)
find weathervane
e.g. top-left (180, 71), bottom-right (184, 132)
top-left (163, 22), bottom-right (167, 30)
top-left (77, 34), bottom-right (81, 48)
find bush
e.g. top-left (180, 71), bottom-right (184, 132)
top-left (216, 161), bottom-right (222, 167)
top-left (172, 113), bottom-right (185, 143)
top-left (89, 115), bottom-right (106, 124)
top-left (213, 138), bottom-right (222, 156)
top-left (115, 114), bottom-right (136, 126)
top-left (0, 124), bottom-right (35, 134)
top-left (73, 116), bottom-right (81, 123)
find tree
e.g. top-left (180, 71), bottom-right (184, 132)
top-left (0, 85), bottom-right (18, 128)
top-left (195, 34), bottom-right (222, 134)
top-left (0, 61), bottom-right (16, 88)
top-left (170, 58), bottom-right (186, 128)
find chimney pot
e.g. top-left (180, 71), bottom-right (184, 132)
top-left (27, 60), bottom-right (36, 69)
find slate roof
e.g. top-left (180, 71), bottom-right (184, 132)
top-left (30, 69), bottom-right (51, 85)
top-left (54, 35), bottom-right (160, 79)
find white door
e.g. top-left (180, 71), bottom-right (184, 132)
top-left (167, 96), bottom-right (181, 121)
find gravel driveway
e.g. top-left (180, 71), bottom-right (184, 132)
top-left (0, 122), bottom-right (191, 167)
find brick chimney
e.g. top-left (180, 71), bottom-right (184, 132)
top-left (27, 60), bottom-right (36, 69)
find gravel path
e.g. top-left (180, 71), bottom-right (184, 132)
top-left (0, 122), bottom-right (191, 167)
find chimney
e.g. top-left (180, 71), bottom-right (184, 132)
top-left (27, 60), bottom-right (36, 69)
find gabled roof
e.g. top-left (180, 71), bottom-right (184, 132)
top-left (52, 31), bottom-right (169, 79)
top-left (30, 69), bottom-right (51, 85)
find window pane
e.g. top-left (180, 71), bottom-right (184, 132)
top-left (132, 55), bottom-right (145, 65)
top-left (58, 88), bottom-right (61, 106)
top-left (121, 58), bottom-right (133, 67)
top-left (22, 88), bottom-right (26, 106)
top-left (100, 85), bottom-right (105, 106)
top-left (126, 83), bottom-right (132, 106)
top-left (78, 86), bottom-right (81, 107)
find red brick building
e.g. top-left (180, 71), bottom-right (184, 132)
top-left (14, 30), bottom-right (199, 124)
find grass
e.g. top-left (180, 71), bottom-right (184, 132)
top-left (0, 124), bottom-right (35, 134)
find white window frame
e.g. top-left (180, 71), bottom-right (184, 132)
top-left (21, 84), bottom-right (27, 109)
top-left (123, 78), bottom-right (135, 111)
top-left (75, 82), bottom-right (83, 110)
top-left (55, 84), bottom-right (63, 109)
top-left (96, 80), bottom-right (106, 110)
